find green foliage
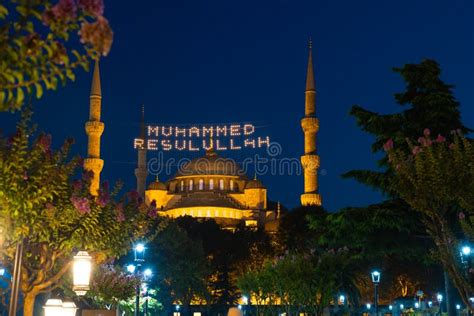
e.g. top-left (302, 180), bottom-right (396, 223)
top-left (0, 111), bottom-right (158, 315)
top-left (237, 251), bottom-right (353, 315)
top-left (0, 0), bottom-right (114, 111)
top-left (387, 131), bottom-right (474, 310)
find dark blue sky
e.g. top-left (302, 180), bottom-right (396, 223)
top-left (2, 0), bottom-right (473, 211)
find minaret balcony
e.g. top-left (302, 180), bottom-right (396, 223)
top-left (300, 154), bottom-right (320, 171)
top-left (85, 121), bottom-right (105, 136)
top-left (301, 117), bottom-right (319, 133)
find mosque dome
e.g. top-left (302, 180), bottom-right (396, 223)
top-left (175, 149), bottom-right (243, 177)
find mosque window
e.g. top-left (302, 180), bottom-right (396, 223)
top-left (180, 181), bottom-right (184, 191)
top-left (209, 179), bottom-right (214, 190)
top-left (230, 180), bottom-right (234, 191)
top-left (189, 179), bottom-right (193, 191)
top-left (199, 179), bottom-right (204, 190)
top-left (219, 179), bottom-right (224, 190)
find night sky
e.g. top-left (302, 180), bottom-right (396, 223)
top-left (1, 0), bottom-right (473, 211)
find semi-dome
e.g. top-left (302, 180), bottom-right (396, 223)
top-left (148, 179), bottom-right (167, 190)
top-left (175, 149), bottom-right (243, 177)
top-left (245, 178), bottom-right (265, 189)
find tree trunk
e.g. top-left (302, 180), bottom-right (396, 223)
top-left (23, 291), bottom-right (37, 316)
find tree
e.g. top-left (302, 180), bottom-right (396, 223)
top-left (149, 221), bottom-right (210, 312)
top-left (83, 264), bottom-right (142, 310)
top-left (341, 59), bottom-right (470, 308)
top-left (0, 0), bottom-right (113, 111)
top-left (0, 112), bottom-right (157, 316)
top-left (386, 130), bottom-right (474, 311)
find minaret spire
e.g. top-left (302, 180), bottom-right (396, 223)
top-left (135, 105), bottom-right (148, 196)
top-left (84, 59), bottom-right (105, 196)
top-left (300, 39), bottom-right (321, 206)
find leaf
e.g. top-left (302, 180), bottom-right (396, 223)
top-left (34, 83), bottom-right (43, 98)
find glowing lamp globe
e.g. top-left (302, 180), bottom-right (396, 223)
top-left (456, 304), bottom-right (461, 310)
top-left (428, 301), bottom-right (433, 308)
top-left (371, 270), bottom-right (381, 283)
top-left (242, 295), bottom-right (248, 305)
top-left (61, 301), bottom-right (78, 316)
top-left (144, 268), bottom-right (152, 278)
top-left (43, 299), bottom-right (63, 316)
top-left (415, 302), bottom-right (420, 309)
top-left (437, 294), bottom-right (443, 302)
top-left (339, 295), bottom-right (345, 304)
top-left (73, 251), bottom-right (92, 296)
top-left (462, 246), bottom-right (471, 256)
top-left (389, 305), bottom-right (393, 311)
top-left (366, 303), bottom-right (371, 310)
top-left (127, 264), bottom-right (136, 273)
top-left (400, 304), bottom-right (404, 310)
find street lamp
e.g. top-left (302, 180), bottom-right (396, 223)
top-left (339, 295), bottom-right (345, 305)
top-left (43, 299), bottom-right (64, 316)
top-left (143, 268), bottom-right (152, 316)
top-left (43, 299), bottom-right (78, 316)
top-left (428, 301), bottom-right (433, 308)
top-left (371, 270), bottom-right (381, 315)
top-left (72, 251), bottom-right (92, 296)
top-left (366, 303), bottom-right (372, 310)
top-left (132, 243), bottom-right (146, 316)
top-left (127, 264), bottom-right (136, 273)
top-left (62, 301), bottom-right (78, 316)
top-left (437, 293), bottom-right (443, 315)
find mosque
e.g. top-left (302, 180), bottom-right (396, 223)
top-left (82, 42), bottom-right (321, 231)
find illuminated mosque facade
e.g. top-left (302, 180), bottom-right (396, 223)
top-left (83, 42), bottom-right (321, 230)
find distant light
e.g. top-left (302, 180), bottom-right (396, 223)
top-left (242, 296), bottom-right (248, 304)
top-left (135, 243), bottom-right (145, 253)
top-left (462, 246), bottom-right (471, 256)
top-left (456, 304), bottom-right (461, 310)
top-left (437, 294), bottom-right (443, 302)
top-left (389, 305), bottom-right (393, 311)
top-left (175, 305), bottom-right (180, 311)
top-left (415, 302), bottom-right (420, 309)
top-left (428, 301), bottom-right (433, 308)
top-left (366, 303), bottom-right (371, 310)
top-left (400, 304), bottom-right (404, 310)
top-left (0, 268), bottom-right (5, 276)
top-left (470, 297), bottom-right (474, 303)
top-left (127, 264), bottom-right (136, 273)
top-left (339, 295), bottom-right (345, 304)
top-left (144, 268), bottom-right (152, 277)
top-left (238, 305), bottom-right (242, 310)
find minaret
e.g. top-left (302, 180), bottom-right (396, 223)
top-left (135, 105), bottom-right (148, 196)
top-left (84, 60), bottom-right (105, 196)
top-left (300, 39), bottom-right (322, 206)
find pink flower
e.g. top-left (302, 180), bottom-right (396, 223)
top-left (44, 0), bottom-right (77, 25)
top-left (77, 0), bottom-right (104, 16)
top-left (412, 146), bottom-right (422, 156)
top-left (423, 128), bottom-right (431, 137)
top-left (459, 212), bottom-right (465, 220)
top-left (435, 134), bottom-right (446, 143)
top-left (38, 134), bottom-right (52, 152)
top-left (97, 191), bottom-right (110, 207)
top-left (71, 195), bottom-right (91, 214)
top-left (79, 16), bottom-right (113, 56)
top-left (383, 138), bottom-right (394, 152)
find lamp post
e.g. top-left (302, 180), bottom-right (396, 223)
top-left (8, 239), bottom-right (24, 316)
top-left (143, 268), bottom-right (152, 316)
top-left (371, 270), bottom-right (381, 316)
top-left (72, 251), bottom-right (92, 296)
top-left (133, 243), bottom-right (146, 316)
top-left (437, 293), bottom-right (443, 316)
top-left (43, 299), bottom-right (78, 316)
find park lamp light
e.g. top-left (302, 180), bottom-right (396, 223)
top-left (456, 304), bottom-right (461, 310)
top-left (61, 301), bottom-right (78, 316)
top-left (134, 243), bottom-right (146, 262)
top-left (428, 301), bottom-right (433, 308)
top-left (0, 267), bottom-right (5, 276)
top-left (437, 293), bottom-right (443, 303)
top-left (43, 299), bottom-right (63, 316)
top-left (242, 295), bottom-right (249, 305)
top-left (415, 302), bottom-right (420, 309)
top-left (339, 295), bottom-right (345, 305)
top-left (462, 245), bottom-right (471, 256)
top-left (400, 304), bottom-right (404, 310)
top-left (73, 251), bottom-right (92, 296)
top-left (127, 264), bottom-right (136, 274)
top-left (389, 305), bottom-right (393, 311)
top-left (144, 268), bottom-right (152, 279)
top-left (175, 305), bottom-right (180, 311)
top-left (366, 303), bottom-right (371, 310)
top-left (371, 270), bottom-right (381, 284)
